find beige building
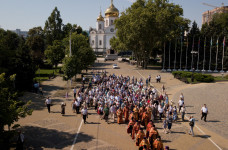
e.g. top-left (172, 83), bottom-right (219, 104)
top-left (202, 6), bottom-right (228, 24)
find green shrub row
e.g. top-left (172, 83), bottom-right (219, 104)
top-left (172, 71), bottom-right (214, 83)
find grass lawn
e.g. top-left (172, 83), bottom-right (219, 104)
top-left (34, 67), bottom-right (61, 82)
top-left (214, 76), bottom-right (228, 81)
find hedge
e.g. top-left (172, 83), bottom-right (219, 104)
top-left (172, 71), bottom-right (214, 83)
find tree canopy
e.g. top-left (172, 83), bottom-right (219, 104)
top-left (111, 0), bottom-right (190, 68)
top-left (45, 40), bottom-right (65, 68)
top-left (44, 7), bottom-right (63, 46)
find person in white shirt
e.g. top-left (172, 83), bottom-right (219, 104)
top-left (201, 104), bottom-right (208, 122)
top-left (81, 106), bottom-right (88, 124)
top-left (178, 99), bottom-right (184, 113)
top-left (180, 105), bottom-right (186, 121)
top-left (45, 97), bottom-right (51, 113)
top-left (158, 104), bottom-right (164, 120)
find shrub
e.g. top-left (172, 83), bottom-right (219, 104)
top-left (172, 71), bottom-right (214, 83)
top-left (225, 74), bottom-right (228, 79)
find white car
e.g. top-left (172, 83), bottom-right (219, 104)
top-left (113, 64), bottom-right (119, 69)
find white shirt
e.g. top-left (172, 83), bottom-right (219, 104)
top-left (158, 105), bottom-right (163, 113)
top-left (201, 107), bottom-right (208, 113)
top-left (46, 99), bottom-right (51, 104)
top-left (81, 108), bottom-right (88, 115)
top-left (73, 88), bottom-right (76, 93)
top-left (178, 100), bottom-right (184, 106)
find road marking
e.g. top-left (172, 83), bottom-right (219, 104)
top-left (70, 119), bottom-right (83, 150)
top-left (136, 70), bottom-right (222, 150)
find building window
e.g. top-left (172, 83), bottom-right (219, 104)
top-left (99, 24), bottom-right (102, 30)
top-left (111, 20), bottom-right (113, 25)
top-left (92, 40), bottom-right (94, 45)
top-left (99, 40), bottom-right (102, 45)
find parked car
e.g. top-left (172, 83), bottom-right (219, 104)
top-left (113, 64), bottom-right (119, 69)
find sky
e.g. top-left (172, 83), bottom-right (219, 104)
top-left (0, 0), bottom-right (227, 31)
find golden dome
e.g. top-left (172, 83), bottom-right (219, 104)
top-left (97, 12), bottom-right (104, 21)
top-left (105, 0), bottom-right (119, 17)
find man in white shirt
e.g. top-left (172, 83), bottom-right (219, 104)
top-left (81, 106), bottom-right (88, 124)
top-left (178, 99), bottom-right (184, 113)
top-left (201, 104), bottom-right (208, 122)
top-left (158, 104), bottom-right (164, 120)
top-left (45, 97), bottom-right (51, 113)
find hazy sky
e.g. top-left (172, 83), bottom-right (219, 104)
top-left (0, 0), bottom-right (227, 31)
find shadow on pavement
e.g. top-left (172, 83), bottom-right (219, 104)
top-left (86, 122), bottom-right (101, 124)
top-left (194, 135), bottom-right (211, 138)
top-left (207, 120), bottom-right (220, 123)
top-left (162, 139), bottom-right (171, 143)
top-left (171, 131), bottom-right (186, 134)
top-left (22, 126), bottom-right (94, 149)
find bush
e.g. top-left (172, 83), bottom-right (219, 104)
top-left (194, 73), bottom-right (214, 82)
top-left (225, 74), bottom-right (228, 79)
top-left (172, 71), bottom-right (214, 83)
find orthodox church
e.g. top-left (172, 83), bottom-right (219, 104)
top-left (89, 0), bottom-right (119, 54)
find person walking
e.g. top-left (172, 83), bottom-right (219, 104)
top-left (163, 118), bottom-right (167, 134)
top-left (81, 106), bottom-right (88, 124)
top-left (75, 99), bottom-right (80, 114)
top-left (39, 86), bottom-right (44, 98)
top-left (73, 87), bottom-right (77, 98)
top-left (178, 98), bottom-right (184, 113)
top-left (61, 102), bottom-right (66, 116)
top-left (45, 97), bottom-right (51, 113)
top-left (201, 104), bottom-right (208, 122)
top-left (16, 130), bottom-right (24, 150)
top-left (167, 112), bottom-right (173, 133)
top-left (180, 105), bottom-right (186, 121)
top-left (103, 105), bottom-right (109, 122)
top-left (158, 104), bottom-right (164, 120)
top-left (189, 115), bottom-right (195, 136)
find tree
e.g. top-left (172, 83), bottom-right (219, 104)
top-left (112, 0), bottom-right (190, 69)
top-left (62, 33), bottom-right (96, 79)
top-left (44, 7), bottom-right (63, 46)
top-left (26, 26), bottom-right (45, 66)
top-left (0, 29), bottom-right (37, 90)
top-left (0, 73), bottom-right (32, 148)
top-left (45, 40), bottom-right (65, 68)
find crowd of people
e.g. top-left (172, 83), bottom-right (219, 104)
top-left (69, 71), bottom-right (189, 150)
top-left (43, 70), bottom-right (209, 149)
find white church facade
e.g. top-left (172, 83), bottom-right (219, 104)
top-left (89, 0), bottom-right (119, 54)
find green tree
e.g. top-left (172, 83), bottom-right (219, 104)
top-left (0, 29), bottom-right (36, 90)
top-left (112, 0), bottom-right (189, 68)
top-left (26, 26), bottom-right (45, 66)
top-left (0, 73), bottom-right (33, 148)
top-left (44, 7), bottom-right (63, 46)
top-left (45, 40), bottom-right (65, 68)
